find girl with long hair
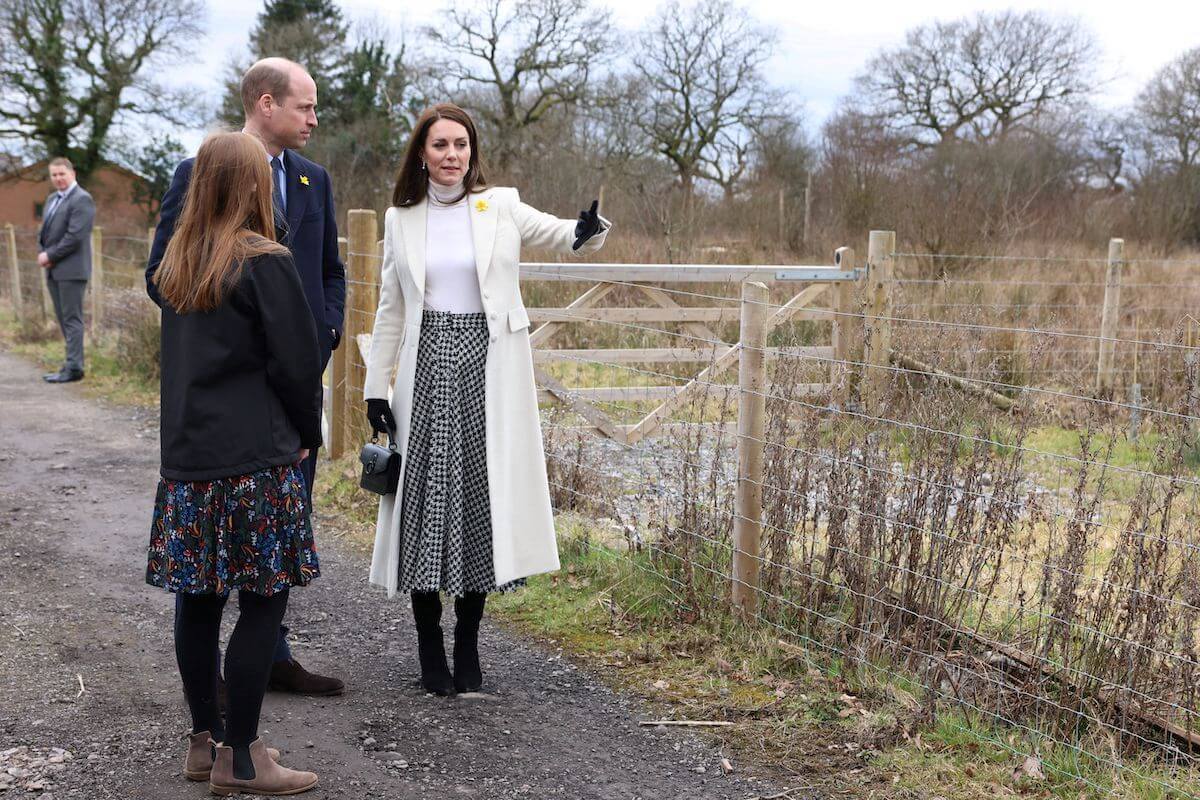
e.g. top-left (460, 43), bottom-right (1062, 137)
top-left (146, 131), bottom-right (322, 795)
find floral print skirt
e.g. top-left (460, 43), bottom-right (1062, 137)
top-left (145, 464), bottom-right (319, 596)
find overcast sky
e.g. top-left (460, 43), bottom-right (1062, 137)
top-left (183, 0), bottom-right (1199, 146)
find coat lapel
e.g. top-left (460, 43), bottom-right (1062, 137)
top-left (470, 190), bottom-right (497, 286)
top-left (39, 193), bottom-right (56, 244)
top-left (398, 201), bottom-right (427, 294)
top-left (283, 150), bottom-right (309, 242)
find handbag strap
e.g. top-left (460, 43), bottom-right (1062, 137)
top-left (370, 430), bottom-right (399, 452)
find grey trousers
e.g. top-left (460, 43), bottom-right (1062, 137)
top-left (47, 277), bottom-right (87, 372)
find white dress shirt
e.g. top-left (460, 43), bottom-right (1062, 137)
top-left (44, 181), bottom-right (78, 222)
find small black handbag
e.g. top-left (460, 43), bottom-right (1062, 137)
top-left (359, 432), bottom-right (400, 495)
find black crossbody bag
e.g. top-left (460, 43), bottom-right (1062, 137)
top-left (359, 430), bottom-right (400, 495)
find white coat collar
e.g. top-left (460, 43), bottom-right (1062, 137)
top-left (397, 187), bottom-right (498, 295)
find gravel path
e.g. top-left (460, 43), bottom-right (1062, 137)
top-left (0, 349), bottom-right (799, 800)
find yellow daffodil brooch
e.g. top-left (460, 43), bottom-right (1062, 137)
top-left (474, 199), bottom-right (488, 212)
top-left (299, 175), bottom-right (310, 186)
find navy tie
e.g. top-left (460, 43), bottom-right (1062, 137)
top-left (271, 156), bottom-right (286, 215)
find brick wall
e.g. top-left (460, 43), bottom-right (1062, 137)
top-left (0, 162), bottom-right (150, 234)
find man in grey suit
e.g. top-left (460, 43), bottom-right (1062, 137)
top-left (37, 157), bottom-right (96, 384)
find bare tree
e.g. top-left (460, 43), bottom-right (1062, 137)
top-left (1136, 47), bottom-right (1200, 169)
top-left (817, 107), bottom-right (905, 240)
top-left (751, 113), bottom-right (812, 190)
top-left (1128, 48), bottom-right (1200, 244)
top-left (1078, 109), bottom-right (1130, 191)
top-left (854, 11), bottom-right (1098, 149)
top-left (631, 0), bottom-right (782, 199)
top-left (0, 0), bottom-right (202, 182)
top-left (426, 0), bottom-right (614, 172)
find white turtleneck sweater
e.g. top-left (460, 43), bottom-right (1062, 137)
top-left (424, 180), bottom-right (484, 314)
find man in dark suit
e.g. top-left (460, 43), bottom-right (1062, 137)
top-left (147, 57), bottom-right (346, 697)
top-left (38, 157), bottom-right (96, 384)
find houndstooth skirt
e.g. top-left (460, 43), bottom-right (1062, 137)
top-left (396, 310), bottom-right (522, 596)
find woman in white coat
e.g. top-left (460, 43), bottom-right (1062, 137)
top-left (363, 103), bottom-right (609, 695)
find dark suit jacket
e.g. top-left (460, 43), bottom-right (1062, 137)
top-left (145, 149), bottom-right (346, 357)
top-left (39, 186), bottom-right (96, 281)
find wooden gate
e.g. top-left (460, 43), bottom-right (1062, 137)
top-left (519, 253), bottom-right (862, 444)
top-left (340, 208), bottom-right (873, 453)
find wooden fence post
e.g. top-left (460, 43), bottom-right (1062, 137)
top-left (863, 230), bottom-right (895, 415)
top-left (777, 187), bottom-right (786, 244)
top-left (802, 172), bottom-right (813, 247)
top-left (6, 223), bottom-right (21, 322)
top-left (345, 209), bottom-right (378, 448)
top-left (831, 246), bottom-right (857, 406)
top-left (90, 227), bottom-right (103, 330)
top-left (328, 236), bottom-right (349, 460)
top-left (39, 252), bottom-right (53, 321)
top-left (732, 280), bottom-right (769, 617)
top-left (1096, 237), bottom-right (1124, 400)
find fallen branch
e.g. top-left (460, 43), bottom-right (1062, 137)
top-left (774, 638), bottom-right (810, 660)
top-left (891, 350), bottom-right (1018, 412)
top-left (881, 588), bottom-right (1200, 754)
top-left (743, 789), bottom-right (811, 800)
top-left (639, 720), bottom-right (735, 728)
top-left (75, 673), bottom-right (85, 698)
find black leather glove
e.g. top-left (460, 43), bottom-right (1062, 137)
top-left (366, 398), bottom-right (396, 436)
top-left (572, 199), bottom-right (602, 251)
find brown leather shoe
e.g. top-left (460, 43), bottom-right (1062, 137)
top-left (268, 658), bottom-right (344, 696)
top-left (209, 738), bottom-right (316, 796)
top-left (184, 731), bottom-right (280, 782)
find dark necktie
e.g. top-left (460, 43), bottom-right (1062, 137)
top-left (271, 156), bottom-right (286, 215)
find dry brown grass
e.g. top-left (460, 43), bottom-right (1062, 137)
top-left (534, 282), bottom-right (1200, 793)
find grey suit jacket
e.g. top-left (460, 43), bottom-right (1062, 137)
top-left (38, 186), bottom-right (96, 281)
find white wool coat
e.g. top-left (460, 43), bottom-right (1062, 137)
top-left (363, 187), bottom-right (610, 597)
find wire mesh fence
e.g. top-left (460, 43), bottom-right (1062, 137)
top-left (1, 225), bottom-right (161, 385)
top-left (335, 220), bottom-right (1200, 794)
top-left (5, 214), bottom-right (1200, 793)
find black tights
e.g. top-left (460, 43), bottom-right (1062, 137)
top-left (175, 590), bottom-right (290, 752)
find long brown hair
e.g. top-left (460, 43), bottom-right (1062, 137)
top-left (154, 132), bottom-right (288, 313)
top-left (392, 103), bottom-right (488, 207)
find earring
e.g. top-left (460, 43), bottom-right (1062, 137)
top-left (421, 161), bottom-right (427, 171)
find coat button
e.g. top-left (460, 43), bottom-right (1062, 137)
top-left (490, 335), bottom-right (498, 343)
top-left (489, 312), bottom-right (497, 320)
top-left (482, 291), bottom-right (490, 299)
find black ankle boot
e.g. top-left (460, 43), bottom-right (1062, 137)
top-left (453, 593), bottom-right (487, 693)
top-left (411, 592), bottom-right (454, 696)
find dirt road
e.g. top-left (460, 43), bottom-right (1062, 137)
top-left (0, 349), bottom-right (798, 800)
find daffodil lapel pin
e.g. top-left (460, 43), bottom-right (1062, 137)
top-left (474, 198), bottom-right (488, 213)
top-left (299, 175), bottom-right (310, 186)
